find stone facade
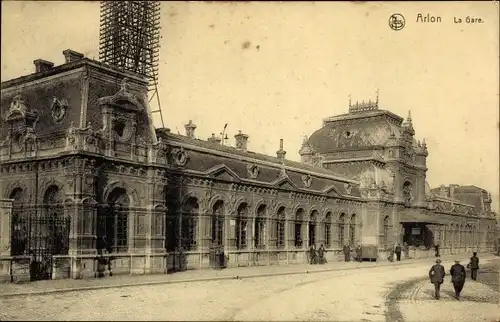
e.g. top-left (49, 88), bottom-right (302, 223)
top-left (0, 51), bottom-right (496, 282)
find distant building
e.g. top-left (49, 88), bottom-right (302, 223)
top-left (0, 51), bottom-right (496, 282)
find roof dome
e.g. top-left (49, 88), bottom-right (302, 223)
top-left (308, 116), bottom-right (402, 153)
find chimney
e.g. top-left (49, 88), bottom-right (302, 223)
top-left (33, 59), bottom-right (54, 73)
top-left (63, 49), bottom-right (84, 63)
top-left (207, 133), bottom-right (221, 144)
top-left (276, 139), bottom-right (286, 160)
top-left (184, 120), bottom-right (197, 139)
top-left (234, 130), bottom-right (249, 151)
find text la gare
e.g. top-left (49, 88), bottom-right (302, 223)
top-left (454, 16), bottom-right (483, 24)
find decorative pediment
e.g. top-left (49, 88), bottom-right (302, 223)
top-left (97, 78), bottom-right (143, 111)
top-left (323, 184), bottom-right (343, 197)
top-left (206, 164), bottom-right (242, 183)
top-left (273, 176), bottom-right (298, 191)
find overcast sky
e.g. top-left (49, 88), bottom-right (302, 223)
top-left (2, 1), bottom-right (498, 212)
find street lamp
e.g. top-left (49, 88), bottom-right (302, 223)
top-left (220, 123), bottom-right (228, 146)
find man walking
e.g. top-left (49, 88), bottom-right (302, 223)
top-left (428, 258), bottom-right (445, 299)
top-left (469, 252), bottom-right (479, 281)
top-left (434, 244), bottom-right (440, 258)
top-left (395, 244), bottom-right (402, 261)
top-left (450, 259), bottom-right (467, 300)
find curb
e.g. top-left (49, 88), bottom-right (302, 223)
top-left (0, 256), bottom-right (496, 299)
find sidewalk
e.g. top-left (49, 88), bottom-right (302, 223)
top-left (0, 254), bottom-right (494, 298)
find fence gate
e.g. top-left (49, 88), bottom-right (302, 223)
top-left (11, 208), bottom-right (70, 281)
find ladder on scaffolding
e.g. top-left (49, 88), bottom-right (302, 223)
top-left (148, 75), bottom-right (165, 128)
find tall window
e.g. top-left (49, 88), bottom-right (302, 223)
top-left (338, 214), bottom-right (345, 247)
top-left (236, 203), bottom-right (248, 249)
top-left (349, 214), bottom-right (356, 246)
top-left (211, 200), bottom-right (224, 246)
top-left (295, 208), bottom-right (304, 247)
top-left (10, 188), bottom-right (27, 256)
top-left (255, 205), bottom-right (266, 249)
top-left (309, 210), bottom-right (318, 247)
top-left (324, 212), bottom-right (332, 248)
top-left (383, 216), bottom-right (390, 249)
top-left (99, 187), bottom-right (129, 253)
top-left (181, 197), bottom-right (198, 251)
top-left (276, 207), bottom-right (286, 249)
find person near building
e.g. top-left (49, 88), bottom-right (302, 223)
top-left (342, 244), bottom-right (351, 262)
top-left (450, 259), bottom-right (467, 300)
top-left (318, 244), bottom-right (326, 264)
top-left (434, 244), bottom-right (440, 258)
top-left (468, 252), bottom-right (479, 281)
top-left (309, 244), bottom-right (317, 264)
top-left (395, 244), bottom-right (402, 261)
top-left (428, 258), bottom-right (446, 299)
top-left (355, 244), bottom-right (362, 262)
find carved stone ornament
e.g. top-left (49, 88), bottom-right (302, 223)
top-left (6, 94), bottom-right (28, 119)
top-left (51, 97), bottom-right (69, 123)
top-left (247, 164), bottom-right (260, 179)
top-left (301, 174), bottom-right (312, 188)
top-left (173, 147), bottom-right (189, 167)
top-left (344, 183), bottom-right (352, 195)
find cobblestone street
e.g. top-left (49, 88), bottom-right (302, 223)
top-left (0, 257), bottom-right (497, 321)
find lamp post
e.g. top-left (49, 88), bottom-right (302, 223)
top-left (220, 123), bottom-right (228, 146)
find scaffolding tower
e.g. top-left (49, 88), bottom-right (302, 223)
top-left (99, 1), bottom-right (164, 127)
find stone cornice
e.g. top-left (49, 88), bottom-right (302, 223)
top-left (2, 58), bottom-right (147, 90)
top-left (1, 67), bottom-right (84, 94)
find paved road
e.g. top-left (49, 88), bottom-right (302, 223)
top-left (0, 258), bottom-right (498, 321)
top-left (386, 260), bottom-right (500, 322)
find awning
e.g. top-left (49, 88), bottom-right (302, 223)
top-left (399, 210), bottom-right (449, 225)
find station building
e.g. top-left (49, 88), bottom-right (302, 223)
top-left (0, 50), bottom-right (496, 282)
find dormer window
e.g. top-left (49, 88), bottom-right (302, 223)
top-left (343, 130), bottom-right (353, 139)
top-left (113, 121), bottom-right (126, 138)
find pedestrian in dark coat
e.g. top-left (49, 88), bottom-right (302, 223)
top-left (450, 259), bottom-right (467, 300)
top-left (355, 245), bottom-right (362, 262)
top-left (318, 244), bottom-right (326, 264)
top-left (309, 244), bottom-right (317, 264)
top-left (434, 244), bottom-right (440, 258)
top-left (343, 245), bottom-right (350, 262)
top-left (428, 258), bottom-right (445, 299)
top-left (395, 244), bottom-right (402, 261)
top-left (469, 252), bottom-right (479, 281)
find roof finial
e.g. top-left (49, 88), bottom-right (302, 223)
top-left (407, 110), bottom-right (412, 121)
top-left (348, 93), bottom-right (352, 107)
top-left (376, 89), bottom-right (379, 106)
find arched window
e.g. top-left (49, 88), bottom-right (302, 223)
top-left (99, 187), bottom-right (129, 253)
top-left (324, 212), bottom-right (332, 248)
top-left (338, 213), bottom-right (346, 247)
top-left (10, 188), bottom-right (27, 256)
top-left (211, 200), bottom-right (224, 246)
top-left (255, 204), bottom-right (266, 249)
top-left (383, 216), bottom-right (390, 249)
top-left (181, 197), bottom-right (198, 251)
top-left (295, 208), bottom-right (304, 248)
top-left (276, 207), bottom-right (286, 249)
top-left (309, 210), bottom-right (318, 247)
top-left (236, 203), bottom-right (248, 250)
top-left (349, 214), bottom-right (356, 246)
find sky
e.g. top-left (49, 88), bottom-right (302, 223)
top-left (1, 1), bottom-right (499, 212)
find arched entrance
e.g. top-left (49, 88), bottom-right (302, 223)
top-left (97, 187), bottom-right (129, 254)
top-left (30, 185), bottom-right (70, 281)
top-left (10, 187), bottom-right (27, 256)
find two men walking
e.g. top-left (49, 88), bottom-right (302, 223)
top-left (429, 253), bottom-right (479, 300)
